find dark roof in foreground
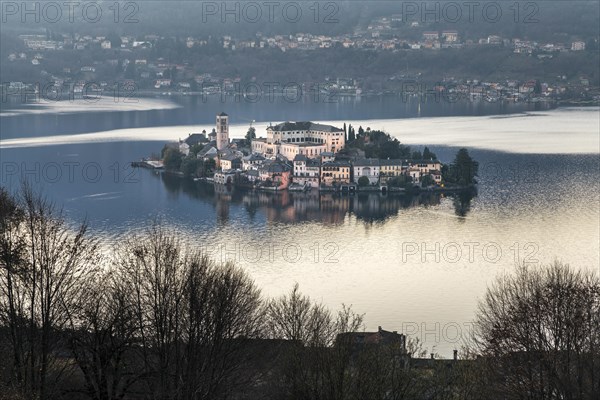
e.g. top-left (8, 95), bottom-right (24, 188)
top-left (268, 121), bottom-right (344, 133)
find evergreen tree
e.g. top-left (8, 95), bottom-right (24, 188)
top-left (343, 123), bottom-right (347, 142)
top-left (446, 148), bottom-right (479, 185)
top-left (422, 146), bottom-right (437, 160)
top-left (348, 124), bottom-right (355, 142)
top-left (245, 126), bottom-right (256, 144)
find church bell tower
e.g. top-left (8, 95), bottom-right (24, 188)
top-left (216, 112), bottom-right (229, 151)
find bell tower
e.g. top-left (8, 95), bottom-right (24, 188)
top-left (216, 112), bottom-right (229, 151)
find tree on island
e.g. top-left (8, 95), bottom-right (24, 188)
top-left (346, 129), bottom-right (410, 160)
top-left (422, 146), bottom-right (437, 160)
top-left (163, 148), bottom-right (183, 171)
top-left (420, 174), bottom-right (435, 187)
top-left (357, 176), bottom-right (370, 187)
top-left (180, 157), bottom-right (203, 177)
top-left (358, 126), bottom-right (365, 138)
top-left (245, 126), bottom-right (256, 144)
top-left (411, 150), bottom-right (422, 160)
top-left (348, 124), bottom-right (356, 142)
top-left (445, 148), bottom-right (478, 185)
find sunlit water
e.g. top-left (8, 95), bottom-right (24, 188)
top-left (1, 97), bottom-right (598, 356)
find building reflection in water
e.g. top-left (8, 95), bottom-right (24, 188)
top-left (157, 172), bottom-right (476, 224)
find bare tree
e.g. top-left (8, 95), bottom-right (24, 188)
top-left (0, 188), bottom-right (28, 392)
top-left (473, 262), bottom-right (600, 400)
top-left (181, 260), bottom-right (263, 400)
top-left (116, 225), bottom-right (190, 399)
top-left (64, 269), bottom-right (141, 400)
top-left (0, 185), bottom-right (101, 399)
top-left (116, 225), bottom-right (264, 400)
top-left (265, 284), bottom-right (363, 400)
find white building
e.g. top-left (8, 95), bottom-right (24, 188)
top-left (242, 154), bottom-right (266, 171)
top-left (571, 41), bottom-right (586, 51)
top-left (442, 30), bottom-right (459, 43)
top-left (353, 159), bottom-right (380, 185)
top-left (252, 121), bottom-right (345, 160)
top-left (293, 154), bottom-right (320, 188)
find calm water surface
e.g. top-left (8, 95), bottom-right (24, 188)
top-left (1, 96), bottom-right (598, 356)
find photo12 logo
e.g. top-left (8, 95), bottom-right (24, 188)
top-left (1, 81), bottom-right (139, 104)
top-left (200, 241), bottom-right (341, 265)
top-left (0, 162), bottom-right (140, 185)
top-left (397, 1), bottom-right (540, 24)
top-left (400, 241), bottom-right (540, 265)
top-left (1, 1), bottom-right (139, 23)
top-left (199, 1), bottom-right (340, 24)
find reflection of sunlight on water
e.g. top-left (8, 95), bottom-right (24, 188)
top-left (0, 96), bottom-right (181, 116)
top-left (73, 156), bottom-right (599, 357)
top-left (2, 105), bottom-right (598, 356)
top-left (2, 107), bottom-right (598, 154)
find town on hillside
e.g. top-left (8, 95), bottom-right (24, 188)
top-left (145, 112), bottom-right (478, 193)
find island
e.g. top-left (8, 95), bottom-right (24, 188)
top-left (135, 112), bottom-right (479, 194)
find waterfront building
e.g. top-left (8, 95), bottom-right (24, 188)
top-left (220, 154), bottom-right (242, 171)
top-left (321, 161), bottom-right (351, 186)
top-left (214, 170), bottom-right (237, 185)
top-left (379, 159), bottom-right (404, 179)
top-left (242, 154), bottom-right (266, 171)
top-left (293, 154), bottom-right (321, 188)
top-left (411, 160), bottom-right (442, 174)
top-left (258, 161), bottom-right (292, 190)
top-left (353, 159), bottom-right (380, 185)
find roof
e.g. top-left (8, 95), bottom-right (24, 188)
top-left (353, 158), bottom-right (380, 167)
top-left (244, 154), bottom-right (266, 162)
top-left (293, 154), bottom-right (309, 162)
top-left (261, 161), bottom-right (291, 174)
top-left (268, 121), bottom-right (343, 133)
top-left (184, 133), bottom-right (207, 146)
top-left (410, 159), bottom-right (441, 164)
top-left (320, 151), bottom-right (335, 157)
top-left (220, 153), bottom-right (241, 162)
top-left (198, 142), bottom-right (217, 156)
top-left (379, 159), bottom-right (403, 166)
top-left (218, 111), bottom-right (228, 116)
top-left (322, 161), bottom-right (351, 168)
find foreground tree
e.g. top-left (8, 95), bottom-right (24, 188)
top-left (117, 225), bottom-right (263, 399)
top-left (65, 270), bottom-right (140, 400)
top-left (265, 284), bottom-right (363, 400)
top-left (0, 185), bottom-right (101, 399)
top-left (473, 262), bottom-right (600, 400)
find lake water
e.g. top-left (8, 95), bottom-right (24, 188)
top-left (1, 96), bottom-right (598, 356)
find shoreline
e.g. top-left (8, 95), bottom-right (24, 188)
top-left (155, 168), bottom-right (477, 197)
